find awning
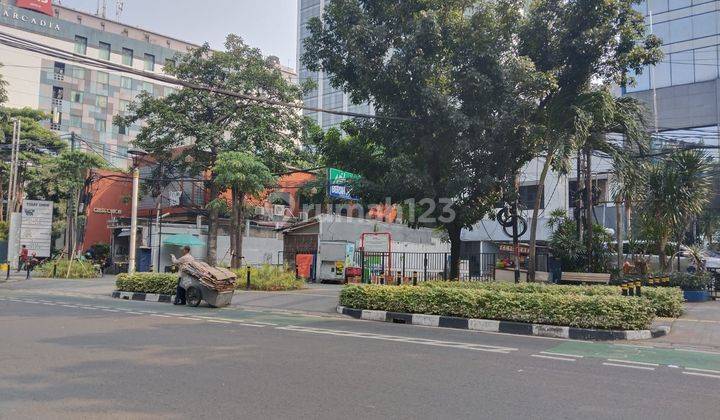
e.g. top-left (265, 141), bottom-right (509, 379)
top-left (163, 234), bottom-right (205, 246)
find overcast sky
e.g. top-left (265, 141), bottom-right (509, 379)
top-left (59, 0), bottom-right (299, 70)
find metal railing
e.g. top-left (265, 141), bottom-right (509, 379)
top-left (352, 251), bottom-right (496, 284)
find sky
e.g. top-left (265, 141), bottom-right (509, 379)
top-left (58, 0), bottom-right (299, 70)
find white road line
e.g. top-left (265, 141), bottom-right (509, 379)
top-left (602, 362), bottom-right (655, 371)
top-left (102, 309), bottom-right (120, 313)
top-left (682, 371), bottom-right (720, 379)
top-left (540, 351), bottom-right (583, 358)
top-left (61, 305), bottom-right (79, 308)
top-left (677, 348), bottom-right (720, 356)
top-left (277, 326), bottom-right (516, 353)
top-left (205, 319), bottom-right (232, 324)
top-left (685, 367), bottom-right (720, 375)
top-left (531, 354), bottom-right (576, 362)
top-left (606, 359), bottom-right (659, 367)
top-left (126, 311), bottom-right (144, 315)
top-left (151, 314), bottom-right (173, 318)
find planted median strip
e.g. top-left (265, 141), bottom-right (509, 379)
top-left (339, 284), bottom-right (671, 340)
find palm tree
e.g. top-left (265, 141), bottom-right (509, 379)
top-left (638, 150), bottom-right (713, 272)
top-left (611, 157), bottom-right (648, 275)
top-left (527, 89), bottom-right (648, 279)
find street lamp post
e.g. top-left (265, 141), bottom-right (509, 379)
top-left (127, 149), bottom-right (147, 274)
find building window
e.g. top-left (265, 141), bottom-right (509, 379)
top-left (121, 76), bottom-right (132, 90)
top-left (72, 67), bottom-right (85, 79)
top-left (69, 91), bottom-right (83, 103)
top-left (95, 118), bottom-right (107, 132)
top-left (99, 42), bottom-right (111, 60)
top-left (53, 62), bottom-right (65, 76)
top-left (117, 123), bottom-right (127, 135)
top-left (74, 36), bottom-right (87, 55)
top-left (144, 53), bottom-right (155, 71)
top-left (670, 51), bottom-right (694, 85)
top-left (96, 95), bottom-right (108, 108)
top-left (141, 81), bottom-right (154, 95)
top-left (119, 99), bottom-right (131, 112)
top-left (52, 86), bottom-right (64, 101)
top-left (122, 48), bottom-right (134, 66)
top-left (519, 185), bottom-right (544, 210)
top-left (97, 71), bottom-right (109, 86)
top-left (69, 115), bottom-right (83, 128)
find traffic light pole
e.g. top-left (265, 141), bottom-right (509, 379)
top-left (128, 167), bottom-right (140, 274)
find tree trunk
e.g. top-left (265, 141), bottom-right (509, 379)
top-left (448, 223), bottom-right (462, 280)
top-left (0, 184), bottom-right (4, 222)
top-left (659, 235), bottom-right (668, 273)
top-left (528, 152), bottom-right (554, 282)
top-left (230, 187), bottom-right (245, 269)
top-left (206, 182), bottom-right (219, 266)
top-left (229, 186), bottom-right (237, 269)
top-left (235, 192), bottom-right (244, 269)
top-left (616, 197), bottom-right (623, 277)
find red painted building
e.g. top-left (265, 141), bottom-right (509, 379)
top-left (80, 169), bottom-right (132, 250)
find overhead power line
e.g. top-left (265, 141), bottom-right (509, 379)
top-left (0, 30), bottom-right (408, 122)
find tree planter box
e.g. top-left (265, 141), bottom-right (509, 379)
top-left (683, 290), bottom-right (710, 302)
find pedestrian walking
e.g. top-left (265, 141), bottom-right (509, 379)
top-left (18, 245), bottom-right (28, 272)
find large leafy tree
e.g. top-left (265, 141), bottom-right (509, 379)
top-left (519, 0), bottom-right (661, 279)
top-left (303, 0), bottom-right (553, 278)
top-left (117, 35), bottom-right (306, 265)
top-left (0, 107), bottom-right (66, 219)
top-left (214, 151), bottom-right (276, 268)
top-left (639, 150), bottom-right (713, 272)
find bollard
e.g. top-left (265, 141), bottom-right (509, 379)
top-left (628, 282), bottom-right (635, 296)
top-left (635, 280), bottom-right (642, 297)
top-left (26, 264), bottom-right (31, 280)
top-left (5, 265), bottom-right (9, 281)
top-left (412, 271), bottom-right (418, 286)
top-left (648, 276), bottom-right (655, 287)
top-left (396, 271), bottom-right (402, 286)
top-left (52, 263), bottom-right (57, 278)
top-left (246, 266), bottom-right (251, 290)
top-left (621, 283), bottom-right (628, 296)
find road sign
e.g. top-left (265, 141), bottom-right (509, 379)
top-left (361, 232), bottom-right (391, 253)
top-left (20, 200), bottom-right (53, 257)
top-left (328, 168), bottom-right (360, 200)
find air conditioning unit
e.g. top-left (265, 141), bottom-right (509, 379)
top-left (299, 211), bottom-right (309, 221)
top-left (273, 205), bottom-right (287, 217)
top-left (254, 206), bottom-right (266, 216)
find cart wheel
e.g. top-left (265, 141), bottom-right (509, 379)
top-left (186, 286), bottom-right (202, 307)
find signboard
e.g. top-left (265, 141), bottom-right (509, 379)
top-left (16, 0), bottom-right (54, 17)
top-left (328, 168), bottom-right (360, 200)
top-left (93, 208), bottom-right (122, 215)
top-left (20, 200), bottom-right (54, 257)
top-left (361, 232), bottom-right (391, 253)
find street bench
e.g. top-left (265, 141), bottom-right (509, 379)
top-left (560, 272), bottom-right (611, 285)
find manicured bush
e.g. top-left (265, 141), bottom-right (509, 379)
top-left (670, 272), bottom-right (713, 291)
top-left (116, 273), bottom-right (179, 295)
top-left (423, 281), bottom-right (684, 318)
top-left (232, 265), bottom-right (305, 291)
top-left (36, 259), bottom-right (100, 279)
top-left (340, 285), bottom-right (656, 330)
top-left (641, 287), bottom-right (684, 318)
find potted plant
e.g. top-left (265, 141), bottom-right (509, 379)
top-left (670, 272), bottom-right (712, 302)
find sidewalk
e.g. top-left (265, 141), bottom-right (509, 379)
top-left (651, 301), bottom-right (720, 350)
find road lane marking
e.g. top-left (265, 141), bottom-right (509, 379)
top-left (676, 348), bottom-right (720, 356)
top-left (540, 351), bottom-right (583, 358)
top-left (685, 367), bottom-right (720, 375)
top-left (606, 359), bottom-right (659, 367)
top-left (276, 325), bottom-right (517, 353)
top-left (682, 371), bottom-right (720, 379)
top-left (602, 362), bottom-right (655, 371)
top-left (151, 314), bottom-right (172, 318)
top-left (532, 354), bottom-right (576, 362)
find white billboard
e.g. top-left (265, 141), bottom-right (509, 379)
top-left (20, 200), bottom-right (54, 257)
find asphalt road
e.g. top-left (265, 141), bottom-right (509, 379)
top-left (2, 284), bottom-right (720, 419)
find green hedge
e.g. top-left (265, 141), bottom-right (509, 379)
top-left (116, 273), bottom-right (178, 295)
top-left (422, 281), bottom-right (684, 318)
top-left (232, 265), bottom-right (305, 291)
top-left (340, 285), bottom-right (656, 330)
top-left (36, 259), bottom-right (99, 279)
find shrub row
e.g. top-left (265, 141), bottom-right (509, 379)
top-left (422, 281), bottom-right (684, 318)
top-left (116, 273), bottom-right (178, 295)
top-left (36, 259), bottom-right (99, 279)
top-left (232, 265), bottom-right (305, 291)
top-left (340, 285), bottom-right (656, 330)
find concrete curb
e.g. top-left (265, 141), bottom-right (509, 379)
top-left (112, 291), bottom-right (174, 303)
top-left (336, 306), bottom-right (668, 341)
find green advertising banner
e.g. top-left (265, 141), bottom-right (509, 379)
top-left (328, 168), bottom-right (360, 200)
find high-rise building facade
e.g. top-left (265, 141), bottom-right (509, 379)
top-left (624, 0), bottom-right (720, 158)
top-left (0, 0), bottom-right (197, 167)
top-left (297, 0), bottom-right (373, 129)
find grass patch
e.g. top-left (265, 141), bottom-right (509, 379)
top-left (232, 265), bottom-right (305, 291)
top-left (36, 259), bottom-right (100, 279)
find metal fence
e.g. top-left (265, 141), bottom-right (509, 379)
top-left (352, 251), bottom-right (496, 284)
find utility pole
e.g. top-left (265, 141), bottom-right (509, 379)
top-left (512, 176), bottom-right (521, 284)
top-left (7, 119), bottom-right (18, 215)
top-left (576, 152), bottom-right (583, 242)
top-left (128, 167), bottom-right (140, 274)
top-left (5, 119), bottom-right (20, 267)
top-left (585, 146), bottom-right (593, 272)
